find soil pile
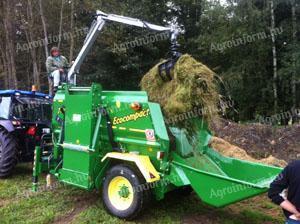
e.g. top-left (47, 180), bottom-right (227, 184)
top-left (212, 119), bottom-right (300, 163)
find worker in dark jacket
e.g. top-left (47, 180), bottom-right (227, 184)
top-left (268, 160), bottom-right (300, 224)
top-left (46, 47), bottom-right (69, 92)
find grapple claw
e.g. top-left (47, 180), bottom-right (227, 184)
top-left (158, 53), bottom-right (181, 81)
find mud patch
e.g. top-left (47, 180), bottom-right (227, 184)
top-left (53, 193), bottom-right (97, 224)
top-left (182, 213), bottom-right (220, 224)
top-left (0, 199), bottom-right (10, 208)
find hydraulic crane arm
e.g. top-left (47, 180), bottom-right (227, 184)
top-left (68, 10), bottom-right (180, 84)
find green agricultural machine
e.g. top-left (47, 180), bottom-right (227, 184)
top-left (33, 11), bottom-right (282, 220)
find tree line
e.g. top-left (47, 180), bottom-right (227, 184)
top-left (0, 0), bottom-right (299, 122)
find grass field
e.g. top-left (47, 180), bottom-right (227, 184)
top-left (0, 163), bottom-right (285, 224)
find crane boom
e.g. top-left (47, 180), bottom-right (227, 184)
top-left (68, 10), bottom-right (180, 84)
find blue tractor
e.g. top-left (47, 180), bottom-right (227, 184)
top-left (0, 89), bottom-right (52, 177)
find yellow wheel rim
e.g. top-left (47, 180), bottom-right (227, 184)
top-left (108, 176), bottom-right (134, 211)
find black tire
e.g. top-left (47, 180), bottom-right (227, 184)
top-left (102, 164), bottom-right (150, 220)
top-left (0, 128), bottom-right (18, 178)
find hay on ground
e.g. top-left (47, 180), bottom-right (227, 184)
top-left (209, 137), bottom-right (287, 167)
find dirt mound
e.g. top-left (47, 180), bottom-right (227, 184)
top-left (211, 119), bottom-right (300, 163)
top-left (210, 136), bottom-right (287, 167)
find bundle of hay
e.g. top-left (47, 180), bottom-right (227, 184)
top-left (140, 54), bottom-right (219, 130)
top-left (141, 55), bottom-right (287, 167)
top-left (210, 137), bottom-right (287, 167)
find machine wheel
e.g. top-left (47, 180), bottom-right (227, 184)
top-left (102, 164), bottom-right (149, 220)
top-left (0, 128), bottom-right (18, 178)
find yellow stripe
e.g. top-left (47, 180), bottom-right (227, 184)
top-left (119, 127), bottom-right (126, 130)
top-left (129, 128), bottom-right (145, 133)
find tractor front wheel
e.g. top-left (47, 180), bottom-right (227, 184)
top-left (102, 164), bottom-right (150, 220)
top-left (0, 128), bottom-right (18, 178)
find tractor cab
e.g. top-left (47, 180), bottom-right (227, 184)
top-left (0, 89), bottom-right (52, 177)
top-left (0, 89), bottom-right (52, 126)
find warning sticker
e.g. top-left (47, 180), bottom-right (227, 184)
top-left (145, 129), bottom-right (155, 141)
